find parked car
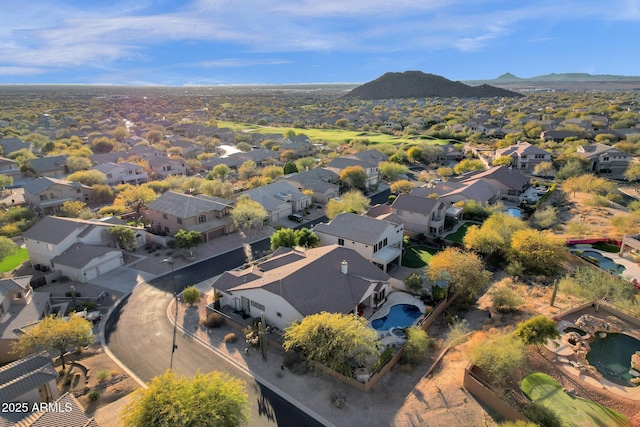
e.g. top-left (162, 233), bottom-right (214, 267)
top-left (288, 213), bottom-right (304, 223)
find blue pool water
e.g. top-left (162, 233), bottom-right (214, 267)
top-left (504, 207), bottom-right (523, 218)
top-left (371, 304), bottom-right (422, 331)
top-left (587, 333), bottom-right (640, 387)
top-left (580, 250), bottom-right (626, 275)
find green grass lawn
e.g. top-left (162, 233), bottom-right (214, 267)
top-left (402, 246), bottom-right (441, 268)
top-left (521, 373), bottom-right (630, 427)
top-left (444, 222), bottom-right (474, 244)
top-left (218, 121), bottom-right (453, 146)
top-left (592, 242), bottom-right (621, 253)
top-left (0, 247), bottom-right (28, 272)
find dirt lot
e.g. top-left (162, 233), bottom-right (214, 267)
top-left (54, 345), bottom-right (139, 416)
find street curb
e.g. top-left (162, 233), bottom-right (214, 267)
top-left (99, 293), bottom-right (148, 389)
top-left (167, 298), bottom-right (337, 427)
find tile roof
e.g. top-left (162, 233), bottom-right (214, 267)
top-left (453, 166), bottom-right (529, 191)
top-left (0, 292), bottom-right (51, 339)
top-left (147, 191), bottom-right (232, 218)
top-left (313, 212), bottom-right (396, 245)
top-left (23, 177), bottom-right (89, 195)
top-left (28, 155), bottom-right (68, 174)
top-left (14, 393), bottom-right (99, 427)
top-left (0, 276), bottom-right (32, 295)
top-left (51, 243), bottom-right (121, 269)
top-left (391, 194), bottom-right (442, 215)
top-left (22, 216), bottom-right (89, 245)
top-left (213, 245), bottom-right (390, 316)
top-left (0, 353), bottom-right (57, 402)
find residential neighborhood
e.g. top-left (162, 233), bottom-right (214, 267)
top-left (1, 84), bottom-right (640, 427)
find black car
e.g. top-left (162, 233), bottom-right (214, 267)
top-left (288, 213), bottom-right (304, 223)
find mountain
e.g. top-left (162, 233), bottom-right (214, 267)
top-left (343, 71), bottom-right (524, 100)
top-left (464, 72), bottom-right (640, 91)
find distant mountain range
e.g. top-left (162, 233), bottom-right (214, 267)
top-left (463, 72), bottom-right (640, 92)
top-left (343, 71), bottom-right (524, 100)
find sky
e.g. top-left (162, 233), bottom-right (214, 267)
top-left (1, 0), bottom-right (639, 86)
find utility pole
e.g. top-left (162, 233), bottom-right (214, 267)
top-left (161, 257), bottom-right (179, 371)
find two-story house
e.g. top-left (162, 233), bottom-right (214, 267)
top-left (447, 166), bottom-right (530, 202)
top-left (22, 216), bottom-right (145, 283)
top-left (0, 277), bottom-right (51, 363)
top-left (325, 149), bottom-right (388, 189)
top-left (26, 155), bottom-right (69, 178)
top-left (93, 162), bottom-right (149, 187)
top-left (23, 177), bottom-right (93, 216)
top-left (282, 134), bottom-right (314, 157)
top-left (145, 191), bottom-right (234, 241)
top-left (148, 156), bottom-right (188, 179)
top-left (238, 181), bottom-right (312, 223)
top-left (0, 156), bottom-right (21, 181)
top-left (280, 168), bottom-right (339, 204)
top-left (314, 212), bottom-right (403, 272)
top-left (576, 143), bottom-right (631, 175)
top-left (390, 194), bottom-right (446, 236)
top-left (494, 141), bottom-right (552, 172)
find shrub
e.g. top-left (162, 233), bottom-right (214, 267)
top-left (523, 403), bottom-right (561, 427)
top-left (167, 239), bottom-right (177, 249)
top-left (283, 350), bottom-right (309, 375)
top-left (64, 376), bottom-right (72, 386)
top-left (200, 313), bottom-right (224, 328)
top-left (432, 286), bottom-right (447, 301)
top-left (87, 389), bottom-right (100, 401)
top-left (96, 369), bottom-right (109, 382)
top-left (371, 347), bottom-right (395, 372)
top-left (224, 333), bottom-right (238, 343)
top-left (489, 286), bottom-right (524, 312)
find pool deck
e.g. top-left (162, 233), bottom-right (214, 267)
top-left (547, 308), bottom-right (640, 400)
top-left (368, 291), bottom-right (427, 323)
top-left (569, 247), bottom-right (640, 282)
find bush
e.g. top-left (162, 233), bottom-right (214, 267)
top-left (523, 403), bottom-right (561, 427)
top-left (224, 333), bottom-right (238, 343)
top-left (432, 286), bottom-right (447, 301)
top-left (87, 389), bottom-right (100, 401)
top-left (371, 347), bottom-right (395, 372)
top-left (283, 350), bottom-right (309, 375)
top-left (200, 313), bottom-right (224, 328)
top-left (167, 239), bottom-right (177, 249)
top-left (96, 369), bottom-right (109, 382)
top-left (489, 286), bottom-right (524, 312)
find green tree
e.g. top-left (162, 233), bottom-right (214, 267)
top-left (339, 165), bottom-right (368, 190)
top-left (403, 326), bottom-right (431, 365)
top-left (145, 130), bottom-right (164, 144)
top-left (66, 156), bottom-right (93, 172)
top-left (390, 179), bottom-right (414, 195)
top-left (492, 155), bottom-right (513, 166)
top-left (436, 167), bottom-right (453, 178)
top-left (405, 272), bottom-right (423, 293)
top-left (469, 333), bottom-right (526, 385)
top-left (67, 170), bottom-right (107, 186)
top-left (515, 315), bottom-right (560, 351)
top-left (262, 165), bottom-right (283, 180)
top-left (509, 229), bottom-right (566, 275)
top-left (406, 146), bottom-right (423, 163)
top-left (560, 267), bottom-right (636, 311)
top-left (379, 161), bottom-right (408, 181)
top-left (232, 196), bottom-right (267, 230)
top-left (283, 161), bottom-right (298, 174)
top-left (0, 174), bottom-right (13, 191)
top-left (556, 159), bottom-right (587, 180)
top-left (283, 312), bottom-right (379, 377)
top-left (270, 228), bottom-right (297, 250)
top-left (420, 145), bottom-right (445, 164)
top-left (533, 205), bottom-right (558, 230)
top-left (463, 212), bottom-right (526, 255)
top-left (624, 163), bottom-right (640, 182)
top-left (182, 286), bottom-right (201, 306)
top-left (108, 225), bottom-right (137, 250)
top-left (60, 200), bottom-right (88, 218)
top-left (453, 159), bottom-right (485, 174)
top-left (91, 136), bottom-right (116, 153)
top-left (212, 164), bottom-right (231, 179)
top-left (427, 247), bottom-right (491, 299)
top-left (236, 142), bottom-right (252, 152)
top-left (122, 369), bottom-right (249, 427)
top-left (92, 184), bottom-right (114, 204)
top-left (114, 184), bottom-right (158, 218)
top-left (489, 285), bottom-right (524, 313)
top-left (0, 236), bottom-right (18, 264)
top-left (13, 315), bottom-right (94, 368)
top-left (113, 126), bottom-right (128, 142)
top-left (295, 228), bottom-right (319, 248)
top-left (325, 190), bottom-right (370, 219)
top-left (295, 157), bottom-right (316, 172)
top-left (175, 230), bottom-right (203, 258)
top-left (533, 161), bottom-right (556, 177)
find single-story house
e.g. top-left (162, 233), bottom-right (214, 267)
top-left (237, 181), bottom-right (311, 223)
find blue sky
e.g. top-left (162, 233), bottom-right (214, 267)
top-left (1, 0), bottom-right (639, 86)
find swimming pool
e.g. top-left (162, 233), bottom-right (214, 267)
top-left (371, 304), bottom-right (422, 331)
top-left (586, 332), bottom-right (640, 387)
top-left (580, 250), bottom-right (626, 275)
top-left (563, 327), bottom-right (587, 337)
top-left (504, 207), bottom-right (523, 218)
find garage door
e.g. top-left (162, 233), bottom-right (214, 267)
top-left (207, 228), bottom-right (224, 240)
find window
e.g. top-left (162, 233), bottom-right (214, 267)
top-left (162, 213), bottom-right (168, 219)
top-left (250, 300), bottom-right (265, 311)
top-left (14, 292), bottom-right (22, 300)
top-left (107, 173), bottom-right (113, 178)
top-left (164, 226), bottom-right (170, 233)
top-left (177, 218), bottom-right (182, 224)
top-left (338, 238), bottom-right (344, 246)
top-left (603, 156), bottom-right (610, 161)
top-left (199, 214), bottom-right (206, 224)
top-left (277, 312), bottom-right (282, 318)
top-left (47, 243), bottom-right (53, 251)
top-left (383, 238), bottom-right (387, 247)
top-left (40, 194), bottom-right (48, 201)
top-left (76, 189), bottom-right (81, 193)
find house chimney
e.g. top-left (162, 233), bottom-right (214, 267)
top-left (341, 260), bottom-right (348, 275)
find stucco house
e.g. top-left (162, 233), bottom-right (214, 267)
top-left (145, 191), bottom-right (235, 241)
top-left (447, 166), bottom-right (530, 202)
top-left (147, 156), bottom-right (187, 178)
top-left (0, 277), bottom-right (51, 363)
top-left (26, 155), bottom-right (69, 178)
top-left (412, 180), bottom-right (500, 206)
top-left (93, 161), bottom-right (148, 187)
top-left (576, 143), bottom-right (631, 175)
top-left (23, 177), bottom-right (93, 216)
top-left (0, 156), bottom-right (22, 181)
top-left (22, 216), bottom-right (145, 283)
top-left (280, 168), bottom-right (339, 204)
top-left (211, 245), bottom-right (392, 330)
top-left (390, 194), bottom-right (446, 236)
top-left (325, 149), bottom-right (388, 189)
top-left (313, 213), bottom-right (403, 272)
top-left (238, 181), bottom-right (311, 223)
top-left (494, 141), bottom-right (551, 172)
top-left (0, 353), bottom-right (59, 407)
